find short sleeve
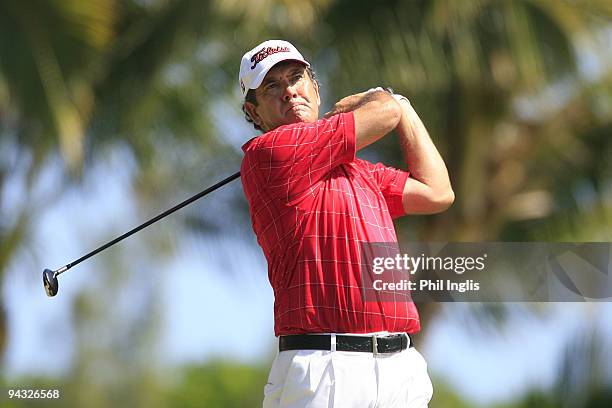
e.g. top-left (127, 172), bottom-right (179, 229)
top-left (242, 112), bottom-right (356, 201)
top-left (360, 160), bottom-right (410, 219)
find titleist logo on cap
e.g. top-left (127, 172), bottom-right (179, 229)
top-left (250, 46), bottom-right (290, 69)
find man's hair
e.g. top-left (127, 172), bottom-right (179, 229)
top-left (241, 66), bottom-right (318, 131)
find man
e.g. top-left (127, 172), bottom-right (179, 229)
top-left (239, 39), bottom-right (453, 408)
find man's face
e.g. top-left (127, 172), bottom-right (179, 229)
top-left (244, 61), bottom-right (320, 132)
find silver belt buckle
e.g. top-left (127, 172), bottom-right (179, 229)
top-left (372, 334), bottom-right (378, 356)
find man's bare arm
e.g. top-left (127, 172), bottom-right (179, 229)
top-left (324, 90), bottom-right (401, 150)
top-left (396, 98), bottom-right (454, 214)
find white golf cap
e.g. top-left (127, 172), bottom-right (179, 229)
top-left (239, 39), bottom-right (310, 98)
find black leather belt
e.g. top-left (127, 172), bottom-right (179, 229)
top-left (279, 333), bottom-right (412, 354)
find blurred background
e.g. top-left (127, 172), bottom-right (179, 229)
top-left (1, 0), bottom-right (611, 407)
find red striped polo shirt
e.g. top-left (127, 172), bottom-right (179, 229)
top-left (240, 112), bottom-right (420, 336)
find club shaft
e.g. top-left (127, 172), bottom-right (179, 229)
top-left (58, 171), bottom-right (241, 274)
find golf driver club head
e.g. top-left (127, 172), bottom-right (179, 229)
top-left (43, 269), bottom-right (58, 297)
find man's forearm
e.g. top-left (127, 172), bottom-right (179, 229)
top-left (324, 89), bottom-right (399, 118)
top-left (396, 98), bottom-right (453, 199)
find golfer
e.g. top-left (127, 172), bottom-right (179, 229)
top-left (239, 40), bottom-right (453, 408)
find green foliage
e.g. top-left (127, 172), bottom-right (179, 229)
top-left (1, 361), bottom-right (267, 408)
top-left (428, 379), bottom-right (474, 408)
top-left (163, 361), bottom-right (268, 408)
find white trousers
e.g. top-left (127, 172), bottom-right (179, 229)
top-left (263, 344), bottom-right (433, 408)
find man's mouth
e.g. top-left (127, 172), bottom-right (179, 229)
top-left (286, 102), bottom-right (308, 114)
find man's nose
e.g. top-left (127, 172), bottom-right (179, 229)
top-left (282, 82), bottom-right (299, 101)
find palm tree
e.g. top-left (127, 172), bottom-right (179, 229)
top-left (0, 0), bottom-right (119, 363)
top-left (323, 0), bottom-right (611, 237)
top-left (0, 0), bottom-right (332, 399)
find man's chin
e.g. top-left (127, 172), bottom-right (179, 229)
top-left (285, 111), bottom-right (316, 125)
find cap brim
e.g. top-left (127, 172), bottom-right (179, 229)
top-left (247, 56), bottom-right (310, 95)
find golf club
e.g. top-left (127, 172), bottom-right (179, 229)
top-left (43, 171), bottom-right (241, 297)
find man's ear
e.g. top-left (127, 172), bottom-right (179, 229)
top-left (244, 101), bottom-right (262, 127)
top-left (314, 80), bottom-right (321, 106)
